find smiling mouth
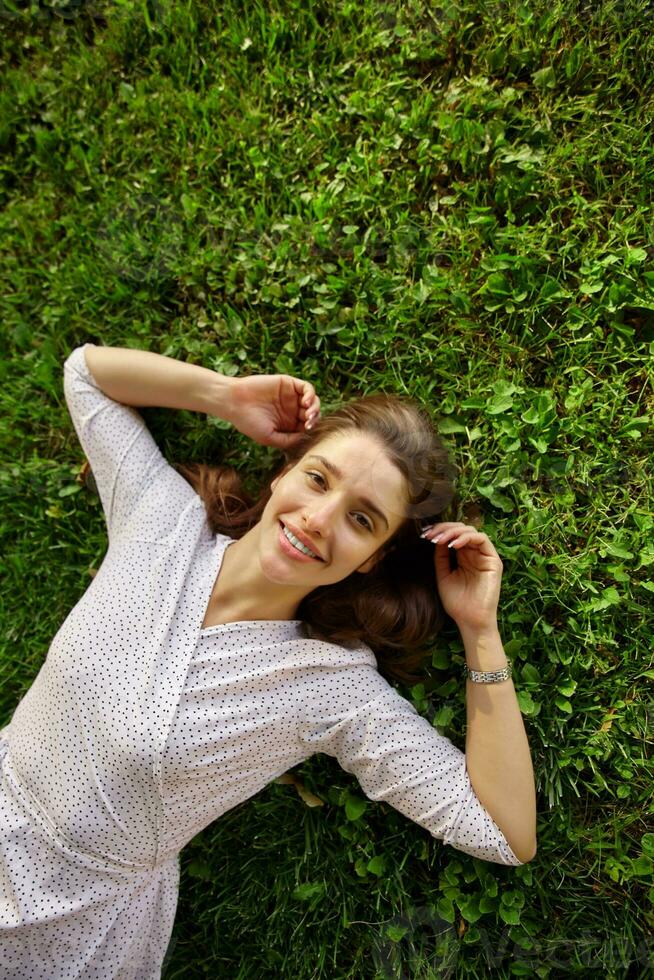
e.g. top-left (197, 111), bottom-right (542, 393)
top-left (279, 521), bottom-right (325, 561)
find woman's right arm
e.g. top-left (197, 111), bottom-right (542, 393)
top-left (84, 344), bottom-right (320, 451)
top-left (83, 343), bottom-right (236, 420)
top-left (64, 344), bottom-right (214, 543)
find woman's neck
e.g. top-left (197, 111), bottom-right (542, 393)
top-left (206, 530), bottom-right (305, 623)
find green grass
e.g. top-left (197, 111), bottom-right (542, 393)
top-left (1, 0), bottom-right (653, 976)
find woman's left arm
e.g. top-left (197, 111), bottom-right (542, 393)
top-left (460, 624), bottom-right (537, 863)
top-left (423, 521), bottom-right (538, 863)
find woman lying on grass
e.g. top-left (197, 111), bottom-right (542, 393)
top-left (0, 343), bottom-right (537, 979)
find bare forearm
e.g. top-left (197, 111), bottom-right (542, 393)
top-left (462, 624), bottom-right (537, 863)
top-left (83, 344), bottom-right (235, 419)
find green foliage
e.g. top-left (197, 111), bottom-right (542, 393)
top-left (1, 0), bottom-right (653, 976)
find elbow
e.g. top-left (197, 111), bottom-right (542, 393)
top-left (512, 838), bottom-right (537, 863)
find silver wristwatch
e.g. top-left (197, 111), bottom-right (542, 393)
top-left (463, 658), bottom-right (513, 684)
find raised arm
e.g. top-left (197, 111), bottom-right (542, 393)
top-left (295, 660), bottom-right (528, 867)
top-left (64, 343), bottom-right (320, 543)
top-left (422, 521), bottom-right (538, 864)
top-left (461, 624), bottom-right (537, 863)
top-left (83, 344), bottom-right (320, 451)
top-left (83, 343), bottom-right (235, 416)
top-left (63, 343), bottom-right (214, 543)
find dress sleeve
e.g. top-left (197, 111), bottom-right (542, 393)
top-left (297, 670), bottom-right (524, 866)
top-left (63, 343), bottom-right (199, 543)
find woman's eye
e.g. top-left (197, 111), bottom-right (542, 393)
top-left (306, 472), bottom-right (373, 531)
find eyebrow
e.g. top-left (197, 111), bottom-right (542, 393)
top-left (306, 455), bottom-right (390, 530)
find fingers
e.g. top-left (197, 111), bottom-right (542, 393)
top-left (443, 531), bottom-right (483, 549)
top-left (420, 522), bottom-right (479, 538)
top-left (301, 385), bottom-right (320, 429)
top-left (420, 524), bottom-right (486, 548)
top-left (288, 377), bottom-right (321, 429)
top-left (421, 524), bottom-right (501, 566)
top-left (304, 405), bottom-right (319, 430)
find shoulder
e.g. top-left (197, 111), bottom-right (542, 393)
top-left (292, 628), bottom-right (413, 721)
top-left (299, 624), bottom-right (378, 670)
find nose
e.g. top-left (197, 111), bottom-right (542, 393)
top-left (302, 497), bottom-right (340, 537)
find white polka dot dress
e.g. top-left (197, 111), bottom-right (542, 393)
top-left (0, 345), bottom-right (523, 978)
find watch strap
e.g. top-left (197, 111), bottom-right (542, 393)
top-left (463, 658), bottom-right (513, 684)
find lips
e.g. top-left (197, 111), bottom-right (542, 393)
top-left (280, 521), bottom-right (325, 561)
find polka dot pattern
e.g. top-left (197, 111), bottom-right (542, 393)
top-left (0, 345), bottom-right (522, 977)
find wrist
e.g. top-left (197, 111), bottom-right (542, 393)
top-left (459, 623), bottom-right (507, 672)
top-left (205, 372), bottom-right (237, 422)
top-left (458, 620), bottom-right (500, 643)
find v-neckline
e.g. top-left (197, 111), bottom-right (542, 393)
top-left (200, 537), bottom-right (303, 634)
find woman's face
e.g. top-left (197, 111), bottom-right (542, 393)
top-left (261, 431), bottom-right (408, 587)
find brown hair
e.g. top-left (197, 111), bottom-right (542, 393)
top-left (174, 393), bottom-right (459, 687)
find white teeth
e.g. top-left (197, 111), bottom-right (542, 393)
top-left (282, 524), bottom-right (319, 559)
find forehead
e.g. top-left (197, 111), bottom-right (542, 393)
top-left (310, 431), bottom-right (387, 462)
top-left (304, 433), bottom-right (407, 522)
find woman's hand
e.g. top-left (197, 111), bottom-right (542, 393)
top-left (421, 522), bottom-right (503, 633)
top-left (225, 373), bottom-right (321, 450)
